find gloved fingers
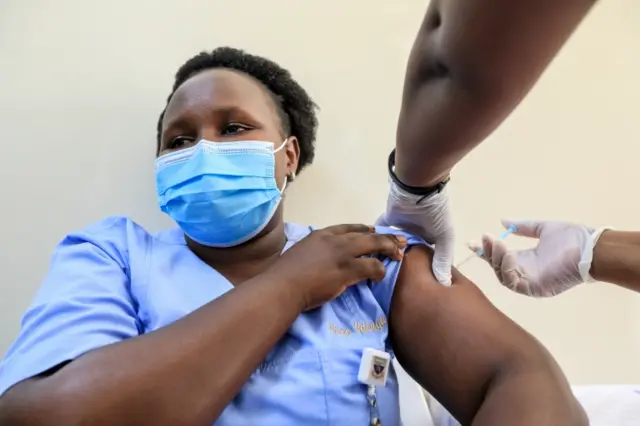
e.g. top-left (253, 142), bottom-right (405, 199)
top-left (476, 234), bottom-right (507, 282)
top-left (511, 274), bottom-right (538, 296)
top-left (500, 259), bottom-right (543, 297)
top-left (432, 232), bottom-right (454, 285)
top-left (501, 219), bottom-right (544, 239)
top-left (509, 248), bottom-right (558, 297)
top-left (499, 250), bottom-right (528, 292)
top-left (465, 237), bottom-right (493, 265)
top-left (467, 236), bottom-right (535, 294)
top-left (466, 240), bottom-right (482, 254)
top-left (488, 236), bottom-right (509, 284)
top-left (480, 234), bottom-right (495, 264)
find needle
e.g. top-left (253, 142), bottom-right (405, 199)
top-left (456, 224), bottom-right (517, 268)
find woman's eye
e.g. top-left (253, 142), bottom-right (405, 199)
top-left (169, 137), bottom-right (195, 149)
top-left (221, 123), bottom-right (250, 136)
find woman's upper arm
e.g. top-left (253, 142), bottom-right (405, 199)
top-left (0, 217), bottom-right (141, 399)
top-left (389, 244), bottom-right (546, 424)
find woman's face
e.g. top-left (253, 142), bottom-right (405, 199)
top-left (158, 68), bottom-right (300, 191)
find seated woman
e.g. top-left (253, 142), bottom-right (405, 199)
top-left (0, 48), bottom-right (585, 426)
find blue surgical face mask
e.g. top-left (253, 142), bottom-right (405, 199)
top-left (155, 139), bottom-right (289, 247)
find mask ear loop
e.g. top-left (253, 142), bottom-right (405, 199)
top-left (273, 138), bottom-right (288, 153)
top-left (274, 138), bottom-right (295, 193)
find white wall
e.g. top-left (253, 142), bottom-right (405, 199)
top-left (0, 0), bottom-right (638, 383)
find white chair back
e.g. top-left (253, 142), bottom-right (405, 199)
top-left (395, 359), bottom-right (435, 426)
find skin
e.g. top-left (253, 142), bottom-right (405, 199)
top-left (392, 246), bottom-right (586, 425)
top-left (591, 230), bottom-right (640, 293)
top-left (396, 0), bottom-right (599, 186)
top-left (0, 69), bottom-right (586, 425)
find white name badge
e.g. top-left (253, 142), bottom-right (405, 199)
top-left (358, 348), bottom-right (391, 387)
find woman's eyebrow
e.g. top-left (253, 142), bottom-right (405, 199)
top-left (161, 105), bottom-right (266, 141)
top-left (215, 106), bottom-right (260, 121)
top-left (161, 117), bottom-right (190, 142)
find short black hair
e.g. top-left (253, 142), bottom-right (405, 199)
top-left (156, 47), bottom-right (319, 173)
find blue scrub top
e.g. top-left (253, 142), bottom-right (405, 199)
top-left (0, 217), bottom-right (426, 425)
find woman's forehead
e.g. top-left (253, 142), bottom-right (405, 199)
top-left (164, 68), bottom-right (274, 124)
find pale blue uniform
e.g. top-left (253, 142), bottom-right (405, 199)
top-left (0, 216), bottom-right (426, 425)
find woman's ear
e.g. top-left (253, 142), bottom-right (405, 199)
top-left (285, 136), bottom-right (300, 179)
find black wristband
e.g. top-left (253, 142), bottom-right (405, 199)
top-left (387, 149), bottom-right (450, 198)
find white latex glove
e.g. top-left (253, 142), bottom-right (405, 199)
top-left (467, 219), bottom-right (610, 297)
top-left (377, 179), bottom-right (454, 285)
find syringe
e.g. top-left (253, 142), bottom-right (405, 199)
top-left (456, 224), bottom-right (517, 268)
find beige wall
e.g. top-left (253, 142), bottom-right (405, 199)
top-left (0, 0), bottom-right (638, 383)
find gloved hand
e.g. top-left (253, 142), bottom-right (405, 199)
top-left (376, 179), bottom-right (454, 285)
top-left (467, 219), bottom-right (610, 297)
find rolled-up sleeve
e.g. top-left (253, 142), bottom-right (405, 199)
top-left (369, 226), bottom-right (428, 317)
top-left (0, 217), bottom-right (141, 397)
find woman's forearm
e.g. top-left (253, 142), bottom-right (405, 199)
top-left (591, 230), bottom-right (640, 293)
top-left (0, 271), bottom-right (303, 426)
top-left (395, 0), bottom-right (597, 186)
